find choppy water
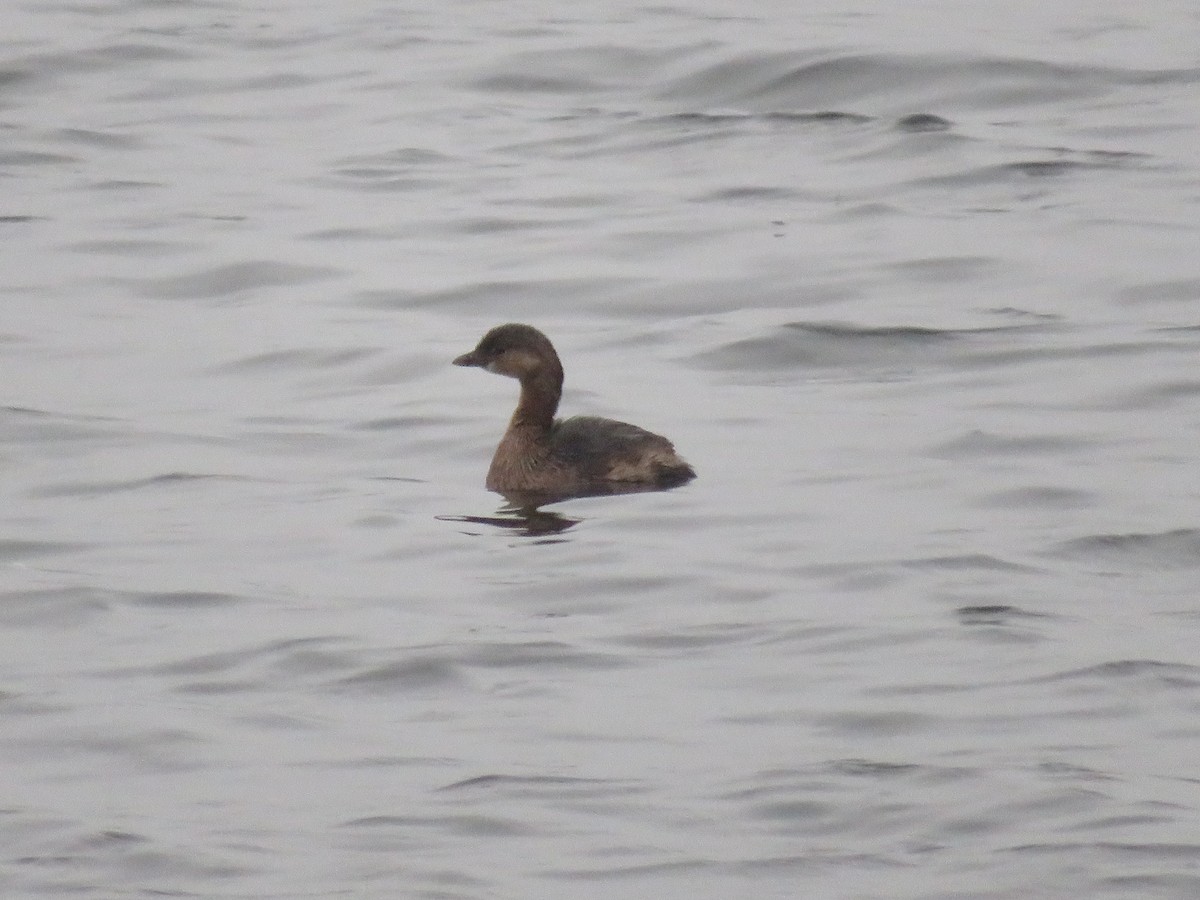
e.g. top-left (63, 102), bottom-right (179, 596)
top-left (4, 1), bottom-right (1200, 898)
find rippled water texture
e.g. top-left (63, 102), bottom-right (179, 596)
top-left (3, 1), bottom-right (1200, 897)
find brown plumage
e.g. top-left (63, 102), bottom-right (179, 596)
top-left (454, 323), bottom-right (695, 495)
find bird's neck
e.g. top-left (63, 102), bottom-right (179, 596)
top-left (510, 371), bottom-right (561, 432)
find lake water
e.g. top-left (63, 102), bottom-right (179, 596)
top-left (3, 1), bottom-right (1200, 897)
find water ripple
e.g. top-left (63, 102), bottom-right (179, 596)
top-left (124, 260), bottom-right (344, 300)
top-left (1051, 529), bottom-right (1200, 569)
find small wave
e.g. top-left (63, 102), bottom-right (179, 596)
top-left (335, 657), bottom-right (466, 692)
top-left (689, 320), bottom-right (1024, 374)
top-left (453, 215), bottom-right (571, 234)
top-left (83, 179), bottom-right (162, 192)
top-left (930, 430), bottom-right (1095, 459)
top-left (902, 553), bottom-right (1038, 573)
top-left (1032, 660), bottom-right (1200, 689)
top-left (51, 127), bottom-right (142, 149)
top-left (209, 346), bottom-right (380, 373)
top-left (0, 587), bottom-right (109, 627)
top-left (814, 709), bottom-right (942, 737)
top-left (1050, 529), bottom-right (1200, 569)
top-left (955, 605), bottom-right (1050, 627)
top-left (474, 72), bottom-right (605, 94)
top-left (437, 774), bottom-right (634, 795)
top-left (0, 68), bottom-right (35, 90)
top-left (121, 71), bottom-right (324, 102)
top-left (128, 591), bottom-right (241, 609)
top-left (29, 472), bottom-right (244, 498)
top-left (896, 113), bottom-right (952, 132)
top-left (318, 170), bottom-right (443, 193)
top-left (973, 486), bottom-right (1097, 511)
top-left (544, 859), bottom-right (710, 881)
top-left (356, 276), bottom-right (632, 313)
top-left (690, 185), bottom-right (805, 203)
top-left (0, 539), bottom-right (90, 562)
top-left (0, 43), bottom-right (192, 104)
top-left (659, 110), bottom-right (872, 126)
top-left (659, 50), bottom-right (1196, 112)
top-left (461, 640), bottom-right (628, 670)
top-left (108, 636), bottom-right (348, 681)
top-left (829, 759), bottom-right (923, 777)
top-left (503, 107), bottom-right (876, 161)
top-left (1117, 278), bottom-right (1200, 305)
top-left (607, 622), bottom-right (768, 651)
top-left (125, 260), bottom-right (343, 300)
top-left (65, 238), bottom-right (194, 257)
top-left (1005, 844), bottom-right (1200, 881)
top-left (341, 813), bottom-right (536, 837)
top-left (1, 405), bottom-right (123, 444)
top-left (910, 155), bottom-right (1143, 190)
top-left (0, 149), bottom-right (79, 166)
top-left (1116, 379), bottom-right (1200, 409)
top-left (351, 415), bottom-right (451, 432)
top-left (469, 44), bottom-right (697, 96)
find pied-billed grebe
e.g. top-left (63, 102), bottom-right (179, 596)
top-left (454, 323), bottom-right (695, 494)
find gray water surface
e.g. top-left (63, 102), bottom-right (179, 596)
top-left (3, 1), bottom-right (1200, 898)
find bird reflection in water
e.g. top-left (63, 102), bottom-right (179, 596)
top-left (440, 482), bottom-right (670, 539)
top-left (440, 502), bottom-right (578, 539)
